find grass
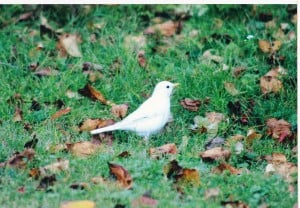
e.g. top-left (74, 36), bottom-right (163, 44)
top-left (0, 5), bottom-right (297, 208)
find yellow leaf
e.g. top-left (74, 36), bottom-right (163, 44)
top-left (60, 200), bottom-right (96, 208)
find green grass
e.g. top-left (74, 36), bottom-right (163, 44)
top-left (0, 5), bottom-right (297, 208)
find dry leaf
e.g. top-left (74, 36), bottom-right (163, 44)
top-left (205, 137), bottom-right (225, 150)
top-left (34, 67), bottom-right (59, 77)
top-left (200, 147), bottom-right (231, 162)
top-left (175, 168), bottom-right (200, 187)
top-left (51, 107), bottom-right (71, 120)
top-left (132, 194), bottom-right (158, 208)
top-left (221, 200), bottom-right (249, 208)
top-left (57, 33), bottom-right (82, 57)
top-left (204, 188), bottom-right (220, 199)
top-left (212, 163), bottom-right (241, 175)
top-left (206, 112), bottom-right (225, 124)
top-left (258, 40), bottom-right (282, 53)
top-left (232, 67), bottom-right (246, 78)
top-left (4, 148), bottom-right (35, 169)
top-left (118, 151), bottom-right (131, 158)
top-left (37, 174), bottom-right (56, 190)
top-left (260, 69), bottom-right (283, 94)
top-left (69, 182), bottom-right (89, 190)
top-left (124, 34), bottom-right (146, 52)
top-left (137, 50), bottom-right (147, 68)
top-left (78, 84), bottom-right (112, 105)
top-left (13, 107), bottom-right (23, 122)
top-left (91, 176), bottom-right (106, 184)
top-left (246, 128), bottom-right (262, 146)
top-left (144, 20), bottom-right (180, 37)
top-left (149, 143), bottom-right (177, 159)
top-left (66, 141), bottom-right (100, 157)
top-left (108, 162), bottom-right (133, 189)
top-left (265, 153), bottom-right (297, 183)
top-left (40, 159), bottom-right (69, 175)
top-left (29, 168), bottom-right (41, 179)
top-left (179, 98), bottom-right (201, 111)
top-left (79, 118), bottom-right (115, 132)
top-left (224, 82), bottom-right (239, 96)
top-left (60, 200), bottom-right (96, 208)
top-left (111, 104), bottom-right (129, 119)
top-left (202, 50), bottom-right (224, 63)
top-left (266, 118), bottom-right (292, 142)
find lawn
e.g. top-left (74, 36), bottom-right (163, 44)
top-left (0, 5), bottom-right (297, 208)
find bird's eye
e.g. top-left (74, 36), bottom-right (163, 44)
top-left (166, 85), bottom-right (170, 89)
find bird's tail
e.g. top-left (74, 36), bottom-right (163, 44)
top-left (90, 123), bottom-right (122, 135)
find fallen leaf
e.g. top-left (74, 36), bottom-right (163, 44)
top-left (224, 82), bottom-right (240, 96)
top-left (190, 115), bottom-right (219, 139)
top-left (40, 16), bottom-right (57, 38)
top-left (111, 104), bottom-right (129, 119)
top-left (17, 12), bottom-right (33, 22)
top-left (163, 160), bottom-right (183, 179)
top-left (82, 62), bottom-right (104, 71)
top-left (200, 147), bottom-right (231, 162)
top-left (57, 33), bottom-right (82, 57)
top-left (175, 168), bottom-right (200, 187)
top-left (124, 34), bottom-right (146, 52)
top-left (246, 129), bottom-right (262, 146)
top-left (40, 159), bottom-right (69, 175)
top-left (221, 200), bottom-right (249, 208)
top-left (205, 137), bottom-right (224, 150)
top-left (149, 143), bottom-right (177, 159)
top-left (258, 40), bottom-right (282, 53)
top-left (4, 148), bottom-right (35, 169)
top-left (205, 112), bottom-right (225, 124)
top-left (202, 50), bottom-right (224, 63)
top-left (37, 174), bottom-right (56, 190)
top-left (265, 153), bottom-right (297, 183)
top-left (69, 182), bottom-right (89, 190)
top-left (33, 67), bottom-right (59, 77)
top-left (179, 98), bottom-right (201, 111)
top-left (108, 162), bottom-right (133, 189)
top-left (78, 84), bottom-right (113, 105)
top-left (29, 168), bottom-right (41, 179)
top-left (260, 68), bottom-right (283, 94)
top-left (79, 118), bottom-right (115, 132)
top-left (91, 176), bottom-right (106, 184)
top-left (132, 194), bottom-right (158, 208)
top-left (144, 20), bottom-right (181, 37)
top-left (118, 151), bottom-right (131, 158)
top-left (212, 163), bottom-right (241, 175)
top-left (204, 188), bottom-right (220, 199)
top-left (13, 107), bottom-right (23, 122)
top-left (17, 186), bottom-right (26, 194)
top-left (66, 141), bottom-right (100, 157)
top-left (51, 107), bottom-right (71, 120)
top-left (137, 50), bottom-right (147, 68)
top-left (60, 200), bottom-right (96, 208)
top-left (266, 118), bottom-right (292, 142)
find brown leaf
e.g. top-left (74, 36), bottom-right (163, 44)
top-left (69, 182), bottom-right (89, 190)
top-left (124, 34), bottom-right (146, 52)
top-left (144, 20), bottom-right (180, 37)
top-left (137, 50), bottom-right (147, 68)
top-left (221, 200), bottom-right (249, 208)
top-left (175, 168), bottom-right (200, 187)
top-left (246, 129), bottom-right (262, 146)
top-left (232, 67), bottom-right (246, 78)
top-left (202, 50), bottom-right (224, 63)
top-left (79, 118), bottom-right (115, 132)
top-left (132, 194), bottom-right (158, 208)
top-left (179, 98), bottom-right (201, 111)
top-left (91, 176), bottom-right (106, 185)
top-left (266, 118), bottom-right (292, 142)
top-left (13, 107), bottom-right (23, 122)
top-left (260, 69), bottom-right (283, 94)
top-left (66, 141), bottom-right (100, 157)
top-left (108, 162), bottom-right (133, 189)
top-left (205, 112), bottom-right (225, 124)
top-left (265, 153), bottom-right (297, 183)
top-left (78, 84), bottom-right (111, 105)
top-left (60, 200), bottom-right (96, 208)
top-left (163, 160), bottom-right (183, 179)
top-left (33, 67), bottom-right (59, 77)
top-left (17, 12), bottom-right (33, 22)
top-left (51, 107), bottom-right (71, 120)
top-left (29, 168), bottom-right (41, 179)
top-left (204, 188), bottom-right (220, 199)
top-left (200, 147), bottom-right (231, 162)
top-left (57, 33), bottom-right (82, 57)
top-left (149, 143), bottom-right (177, 159)
top-left (40, 159), bottom-right (69, 174)
top-left (37, 174), bottom-right (56, 190)
top-left (224, 82), bottom-right (239, 96)
top-left (212, 163), bottom-right (241, 175)
top-left (4, 148), bottom-right (35, 169)
top-left (118, 151), bottom-right (131, 158)
top-left (111, 104), bottom-right (129, 119)
top-left (258, 40), bottom-right (282, 53)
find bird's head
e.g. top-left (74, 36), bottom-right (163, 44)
top-left (152, 81), bottom-right (179, 97)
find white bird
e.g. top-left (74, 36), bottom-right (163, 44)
top-left (90, 81), bottom-right (179, 140)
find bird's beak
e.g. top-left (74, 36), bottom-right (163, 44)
top-left (173, 83), bottom-right (180, 87)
